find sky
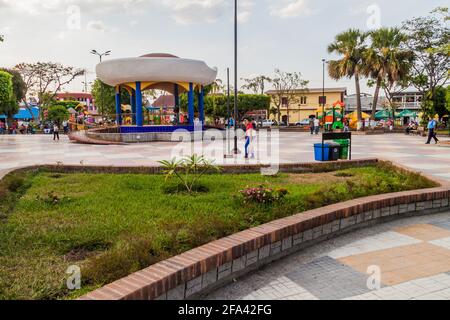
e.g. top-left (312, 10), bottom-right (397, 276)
top-left (0, 0), bottom-right (447, 96)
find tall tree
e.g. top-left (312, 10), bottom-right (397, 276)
top-left (364, 28), bottom-right (414, 120)
top-left (14, 62), bottom-right (84, 105)
top-left (328, 29), bottom-right (367, 129)
top-left (271, 69), bottom-right (309, 125)
top-left (402, 7), bottom-right (450, 117)
top-left (0, 71), bottom-right (17, 126)
top-left (0, 68), bottom-right (28, 117)
top-left (0, 35), bottom-right (4, 42)
top-left (91, 79), bottom-right (131, 116)
top-left (241, 75), bottom-right (272, 94)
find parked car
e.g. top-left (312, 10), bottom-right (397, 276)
top-left (295, 119), bottom-right (311, 126)
top-left (260, 119), bottom-right (277, 127)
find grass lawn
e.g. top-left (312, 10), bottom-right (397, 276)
top-left (0, 163), bottom-right (438, 300)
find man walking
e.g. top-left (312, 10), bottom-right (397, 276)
top-left (426, 117), bottom-right (439, 144)
top-left (53, 123), bottom-right (60, 141)
top-left (309, 117), bottom-right (315, 135)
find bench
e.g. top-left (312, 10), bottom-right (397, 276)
top-left (410, 126), bottom-right (425, 136)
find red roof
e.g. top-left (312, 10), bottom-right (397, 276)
top-left (153, 95), bottom-right (175, 108)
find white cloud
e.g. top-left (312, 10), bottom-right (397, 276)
top-left (238, 0), bottom-right (254, 23)
top-left (0, 0), bottom-right (149, 14)
top-left (270, 0), bottom-right (312, 18)
top-left (0, 0), bottom-right (252, 26)
top-left (87, 20), bottom-right (108, 32)
top-left (161, 0), bottom-right (229, 25)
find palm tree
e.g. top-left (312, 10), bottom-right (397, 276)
top-left (363, 28), bottom-right (413, 120)
top-left (328, 29), bottom-right (367, 129)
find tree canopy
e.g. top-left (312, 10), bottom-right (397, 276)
top-left (47, 105), bottom-right (70, 124)
top-left (0, 71), bottom-right (17, 121)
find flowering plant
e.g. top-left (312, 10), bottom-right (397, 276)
top-left (239, 186), bottom-right (288, 204)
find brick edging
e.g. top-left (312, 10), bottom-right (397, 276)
top-left (0, 159), bottom-right (378, 178)
top-left (76, 165), bottom-right (450, 300)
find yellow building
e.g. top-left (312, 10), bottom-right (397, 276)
top-left (266, 87), bottom-right (347, 124)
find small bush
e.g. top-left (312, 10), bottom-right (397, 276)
top-left (239, 186), bottom-right (288, 204)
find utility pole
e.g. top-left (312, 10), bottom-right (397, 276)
top-left (233, 0), bottom-right (239, 154)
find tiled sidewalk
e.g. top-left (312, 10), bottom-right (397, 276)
top-left (206, 212), bottom-right (450, 300)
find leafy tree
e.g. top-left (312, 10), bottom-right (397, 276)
top-left (179, 93), bottom-right (270, 119)
top-left (0, 69), bottom-right (26, 103)
top-left (0, 35), bottom-right (4, 42)
top-left (270, 69), bottom-right (309, 125)
top-left (91, 79), bottom-right (115, 115)
top-left (91, 79), bottom-right (131, 116)
top-left (363, 28), bottom-right (414, 120)
top-left (14, 62), bottom-right (84, 103)
top-left (0, 71), bottom-right (17, 126)
top-left (50, 100), bottom-right (82, 110)
top-left (328, 29), bottom-right (367, 127)
top-left (241, 75), bottom-right (272, 94)
top-left (0, 68), bottom-right (28, 119)
top-left (446, 86), bottom-right (450, 114)
top-left (47, 105), bottom-right (69, 124)
top-left (433, 86), bottom-right (449, 118)
top-left (402, 7), bottom-right (450, 117)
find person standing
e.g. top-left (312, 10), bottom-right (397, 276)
top-left (63, 120), bottom-right (69, 134)
top-left (426, 117), bottom-right (439, 144)
top-left (53, 123), bottom-right (60, 141)
top-left (314, 117), bottom-right (320, 135)
top-left (309, 117), bottom-right (315, 135)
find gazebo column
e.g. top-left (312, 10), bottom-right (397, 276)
top-left (135, 81), bottom-right (143, 127)
top-left (198, 85), bottom-right (205, 125)
top-left (188, 82), bottom-right (194, 126)
top-left (174, 84), bottom-right (180, 124)
top-left (115, 85), bottom-right (122, 125)
top-left (131, 89), bottom-right (136, 125)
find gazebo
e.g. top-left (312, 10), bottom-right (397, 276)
top-left (96, 53), bottom-right (217, 132)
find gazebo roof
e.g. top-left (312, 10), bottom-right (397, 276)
top-left (96, 53), bottom-right (217, 93)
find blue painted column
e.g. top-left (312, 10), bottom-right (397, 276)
top-left (115, 85), bottom-right (122, 125)
top-left (188, 82), bottom-right (194, 126)
top-left (135, 81), bottom-right (143, 127)
top-left (174, 84), bottom-right (180, 123)
top-left (198, 85), bottom-right (205, 125)
top-left (131, 90), bottom-right (136, 125)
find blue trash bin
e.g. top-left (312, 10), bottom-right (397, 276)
top-left (314, 143), bottom-right (330, 161)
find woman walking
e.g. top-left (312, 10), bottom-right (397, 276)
top-left (244, 119), bottom-right (255, 159)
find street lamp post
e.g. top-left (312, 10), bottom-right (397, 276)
top-left (233, 0), bottom-right (239, 155)
top-left (90, 50), bottom-right (111, 63)
top-left (90, 50), bottom-right (111, 118)
top-left (322, 59), bottom-right (326, 132)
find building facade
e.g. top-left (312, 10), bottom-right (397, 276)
top-left (266, 87), bottom-right (347, 124)
top-left (391, 91), bottom-right (423, 111)
top-left (55, 93), bottom-right (97, 113)
top-left (344, 93), bottom-right (386, 114)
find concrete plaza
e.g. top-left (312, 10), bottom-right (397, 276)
top-left (1, 132), bottom-right (450, 300)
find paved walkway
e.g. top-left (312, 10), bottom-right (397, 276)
top-left (206, 211), bottom-right (450, 300)
top-left (1, 132), bottom-right (450, 182)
